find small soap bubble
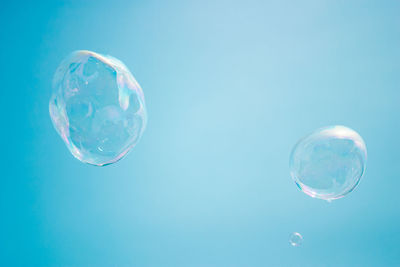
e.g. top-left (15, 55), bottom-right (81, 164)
top-left (49, 50), bottom-right (147, 166)
top-left (289, 125), bottom-right (367, 201)
top-left (289, 232), bottom-right (303, 247)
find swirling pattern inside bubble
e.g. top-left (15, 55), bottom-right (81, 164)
top-left (289, 125), bottom-right (367, 201)
top-left (49, 50), bottom-right (147, 166)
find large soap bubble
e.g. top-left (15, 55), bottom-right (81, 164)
top-left (49, 50), bottom-right (147, 166)
top-left (289, 126), bottom-right (367, 201)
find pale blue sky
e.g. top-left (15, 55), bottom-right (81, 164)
top-left (1, 1), bottom-right (399, 266)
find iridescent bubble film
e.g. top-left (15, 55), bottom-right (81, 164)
top-left (289, 232), bottom-right (303, 247)
top-left (289, 126), bottom-right (367, 201)
top-left (49, 50), bottom-right (147, 166)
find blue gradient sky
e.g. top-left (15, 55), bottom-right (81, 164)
top-left (1, 1), bottom-right (400, 266)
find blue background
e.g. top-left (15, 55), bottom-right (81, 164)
top-left (1, 1), bottom-right (399, 266)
